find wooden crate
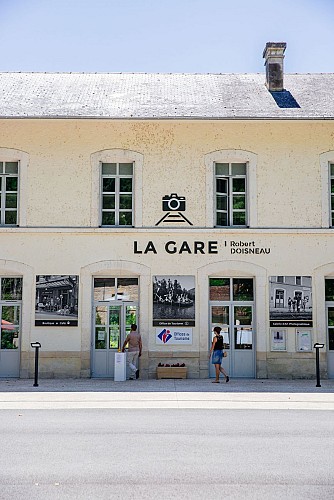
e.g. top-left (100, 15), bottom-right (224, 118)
top-left (156, 367), bottom-right (187, 379)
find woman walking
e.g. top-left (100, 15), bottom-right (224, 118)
top-left (209, 326), bottom-right (229, 383)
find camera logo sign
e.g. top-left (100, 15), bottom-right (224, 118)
top-left (155, 193), bottom-right (193, 226)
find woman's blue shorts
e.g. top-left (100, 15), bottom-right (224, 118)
top-left (212, 350), bottom-right (223, 364)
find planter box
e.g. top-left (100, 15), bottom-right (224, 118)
top-left (157, 367), bottom-right (187, 379)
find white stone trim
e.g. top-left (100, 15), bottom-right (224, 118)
top-left (0, 148), bottom-right (29, 227)
top-left (204, 149), bottom-right (258, 228)
top-left (90, 148), bottom-right (144, 227)
top-left (320, 151), bottom-right (334, 228)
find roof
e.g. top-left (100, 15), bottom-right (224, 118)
top-left (0, 72), bottom-right (334, 120)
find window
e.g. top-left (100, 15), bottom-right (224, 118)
top-left (0, 277), bottom-right (22, 350)
top-left (94, 277), bottom-right (138, 301)
top-left (1, 277), bottom-right (22, 301)
top-left (295, 276), bottom-right (302, 285)
top-left (204, 149), bottom-right (257, 228)
top-left (91, 149), bottom-right (143, 228)
top-left (330, 163), bottom-right (334, 227)
top-left (0, 162), bottom-right (18, 226)
top-left (275, 289), bottom-right (284, 308)
top-left (320, 152), bottom-right (334, 228)
top-left (101, 162), bottom-right (133, 226)
top-left (214, 163), bottom-right (247, 227)
top-left (209, 277), bottom-right (254, 301)
top-left (326, 279), bottom-right (334, 350)
top-left (325, 279), bottom-right (334, 301)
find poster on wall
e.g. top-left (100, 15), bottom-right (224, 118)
top-left (296, 329), bottom-right (312, 352)
top-left (269, 276), bottom-right (312, 327)
top-left (153, 275), bottom-right (195, 326)
top-left (35, 275), bottom-right (79, 326)
top-left (270, 329), bottom-right (287, 351)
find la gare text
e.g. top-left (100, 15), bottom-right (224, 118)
top-left (133, 240), bottom-right (271, 255)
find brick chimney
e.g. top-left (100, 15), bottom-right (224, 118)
top-left (263, 42), bottom-right (287, 92)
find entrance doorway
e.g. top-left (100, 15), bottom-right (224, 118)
top-left (92, 303), bottom-right (138, 378)
top-left (209, 277), bottom-right (255, 378)
top-left (325, 279), bottom-right (334, 378)
top-left (0, 277), bottom-right (22, 378)
top-left (327, 305), bottom-right (334, 378)
top-left (92, 277), bottom-right (139, 378)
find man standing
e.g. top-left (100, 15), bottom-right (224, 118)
top-left (122, 324), bottom-right (142, 380)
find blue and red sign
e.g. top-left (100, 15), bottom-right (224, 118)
top-left (156, 327), bottom-right (192, 345)
top-left (157, 328), bottom-right (172, 343)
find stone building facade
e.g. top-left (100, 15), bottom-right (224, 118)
top-left (0, 43), bottom-right (333, 379)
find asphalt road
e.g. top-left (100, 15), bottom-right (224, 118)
top-left (1, 408), bottom-right (333, 500)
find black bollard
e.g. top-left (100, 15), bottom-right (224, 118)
top-left (313, 343), bottom-right (324, 388)
top-left (31, 342), bottom-right (41, 387)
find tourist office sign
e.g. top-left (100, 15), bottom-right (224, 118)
top-left (156, 327), bottom-right (193, 345)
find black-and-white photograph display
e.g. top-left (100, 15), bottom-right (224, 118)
top-left (269, 276), bottom-right (312, 327)
top-left (35, 275), bottom-right (79, 326)
top-left (153, 275), bottom-right (195, 326)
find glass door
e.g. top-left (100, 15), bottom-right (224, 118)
top-left (326, 306), bottom-right (334, 378)
top-left (0, 304), bottom-right (21, 377)
top-left (233, 305), bottom-right (254, 377)
top-left (209, 277), bottom-right (255, 378)
top-left (109, 305), bottom-right (121, 351)
top-left (125, 304), bottom-right (137, 338)
top-left (209, 305), bottom-right (230, 378)
top-left (92, 303), bottom-right (138, 378)
top-left (325, 279), bottom-right (334, 379)
top-left (0, 277), bottom-right (22, 378)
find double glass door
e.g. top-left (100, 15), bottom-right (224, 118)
top-left (209, 277), bottom-right (255, 378)
top-left (92, 302), bottom-right (137, 378)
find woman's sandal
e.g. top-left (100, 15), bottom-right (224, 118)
top-left (212, 380), bottom-right (220, 383)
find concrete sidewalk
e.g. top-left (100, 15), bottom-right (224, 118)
top-left (0, 378), bottom-right (333, 410)
top-left (1, 377), bottom-right (334, 393)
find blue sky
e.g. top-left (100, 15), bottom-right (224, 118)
top-left (0, 0), bottom-right (333, 73)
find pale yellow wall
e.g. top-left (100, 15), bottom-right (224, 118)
top-left (1, 229), bottom-right (334, 355)
top-left (1, 118), bottom-right (334, 377)
top-left (1, 119), bottom-right (333, 228)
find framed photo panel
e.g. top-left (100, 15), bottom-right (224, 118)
top-left (153, 275), bottom-right (195, 326)
top-left (269, 276), bottom-right (312, 327)
top-left (270, 329), bottom-right (287, 351)
top-left (35, 275), bottom-right (79, 326)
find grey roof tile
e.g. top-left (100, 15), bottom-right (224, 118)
top-left (0, 72), bottom-right (333, 119)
